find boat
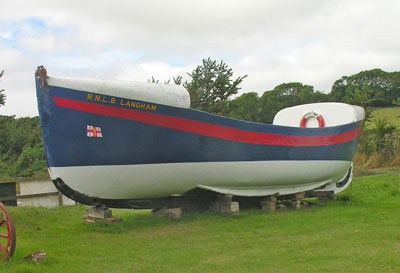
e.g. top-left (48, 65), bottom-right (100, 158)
top-left (35, 66), bottom-right (364, 209)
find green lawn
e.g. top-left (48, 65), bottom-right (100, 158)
top-left (2, 174), bottom-right (400, 273)
top-left (366, 107), bottom-right (400, 128)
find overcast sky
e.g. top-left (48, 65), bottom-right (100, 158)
top-left (1, 0), bottom-right (399, 117)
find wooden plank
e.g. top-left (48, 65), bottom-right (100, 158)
top-left (58, 192), bottom-right (64, 206)
top-left (19, 180), bottom-right (75, 207)
top-left (0, 191), bottom-right (59, 201)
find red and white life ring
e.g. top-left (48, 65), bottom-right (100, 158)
top-left (300, 111), bottom-right (324, 128)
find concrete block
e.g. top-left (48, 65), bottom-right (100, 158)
top-left (295, 192), bottom-right (305, 209)
top-left (151, 208), bottom-right (182, 219)
top-left (210, 201), bottom-right (239, 214)
top-left (230, 201), bottom-right (240, 213)
top-left (260, 196), bottom-right (277, 212)
top-left (86, 207), bottom-right (112, 219)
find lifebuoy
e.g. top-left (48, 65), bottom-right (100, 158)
top-left (300, 111), bottom-right (324, 128)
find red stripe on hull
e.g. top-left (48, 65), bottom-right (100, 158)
top-left (53, 97), bottom-right (361, 147)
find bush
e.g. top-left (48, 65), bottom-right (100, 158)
top-left (354, 117), bottom-right (400, 168)
top-left (13, 144), bottom-right (47, 177)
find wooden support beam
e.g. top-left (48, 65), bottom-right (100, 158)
top-left (0, 191), bottom-right (60, 201)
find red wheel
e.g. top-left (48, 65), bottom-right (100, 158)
top-left (0, 202), bottom-right (16, 260)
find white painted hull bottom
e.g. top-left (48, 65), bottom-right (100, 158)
top-left (49, 160), bottom-right (352, 200)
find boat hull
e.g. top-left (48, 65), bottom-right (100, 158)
top-left (48, 160), bottom-right (352, 199)
top-left (35, 67), bottom-right (363, 207)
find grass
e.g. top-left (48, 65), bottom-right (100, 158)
top-left (365, 107), bottom-right (400, 129)
top-left (1, 174), bottom-right (400, 272)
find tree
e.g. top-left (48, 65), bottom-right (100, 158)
top-left (147, 76), bottom-right (161, 84)
top-left (257, 82), bottom-right (326, 124)
top-left (329, 69), bottom-right (400, 107)
top-left (13, 144), bottom-right (47, 177)
top-left (223, 92), bottom-right (261, 122)
top-left (0, 116), bottom-right (46, 177)
top-left (393, 97), bottom-right (400, 106)
top-left (147, 75), bottom-right (183, 85)
top-left (270, 82), bottom-right (315, 105)
top-left (184, 58), bottom-right (247, 112)
top-left (0, 70), bottom-right (5, 106)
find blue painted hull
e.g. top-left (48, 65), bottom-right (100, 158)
top-left (37, 82), bottom-right (361, 168)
